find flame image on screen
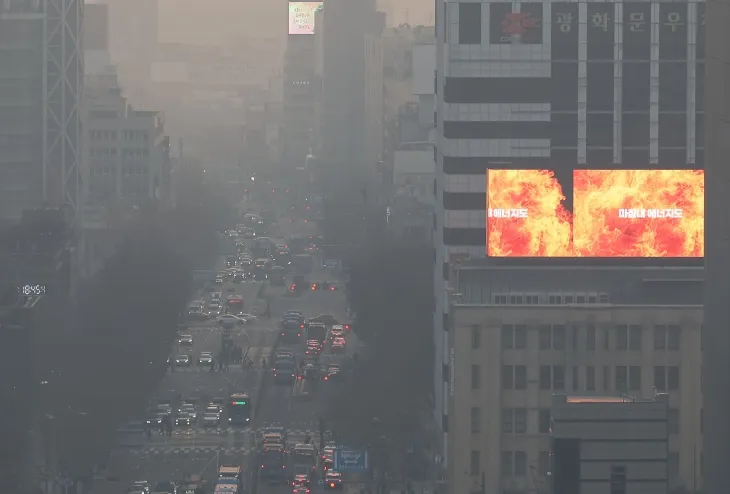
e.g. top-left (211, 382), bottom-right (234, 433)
top-left (487, 170), bottom-right (572, 257)
top-left (572, 170), bottom-right (704, 257)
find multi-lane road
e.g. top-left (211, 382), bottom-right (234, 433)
top-left (97, 215), bottom-right (359, 494)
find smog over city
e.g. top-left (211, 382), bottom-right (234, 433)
top-left (0, 0), bottom-right (723, 494)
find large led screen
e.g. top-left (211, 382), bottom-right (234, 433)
top-left (486, 169), bottom-right (704, 258)
top-left (288, 2), bottom-right (323, 35)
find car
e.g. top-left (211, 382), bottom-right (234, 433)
top-left (156, 401), bottom-right (173, 415)
top-left (329, 325), bottom-right (344, 340)
top-left (202, 412), bottom-right (220, 427)
top-left (153, 481), bottom-right (178, 494)
top-left (218, 314), bottom-right (244, 325)
top-left (204, 404), bottom-right (220, 416)
top-left (175, 413), bottom-right (192, 426)
top-left (242, 228), bottom-right (256, 238)
top-left (178, 334), bottom-right (193, 345)
top-left (325, 471), bottom-right (343, 490)
top-left (146, 411), bottom-right (167, 427)
top-left (198, 352), bottom-right (213, 365)
top-left (215, 276), bottom-right (224, 284)
top-left (309, 314), bottom-right (339, 327)
top-left (331, 337), bottom-right (346, 353)
top-left (207, 304), bottom-right (222, 316)
top-left (175, 354), bottom-right (191, 366)
top-left (211, 397), bottom-right (226, 411)
top-left (187, 310), bottom-right (209, 321)
top-left (292, 484), bottom-right (311, 494)
top-left (235, 313), bottom-right (259, 323)
top-left (179, 405), bottom-right (197, 420)
top-left (323, 365), bottom-right (341, 381)
top-left (130, 481), bottom-right (150, 494)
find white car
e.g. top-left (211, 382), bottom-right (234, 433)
top-left (198, 352), bottom-right (213, 365)
top-left (178, 334), bottom-right (193, 345)
top-left (217, 314), bottom-right (243, 325)
top-left (179, 405), bottom-right (197, 420)
top-left (235, 313), bottom-right (259, 324)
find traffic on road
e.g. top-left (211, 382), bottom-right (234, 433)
top-left (99, 194), bottom-right (361, 494)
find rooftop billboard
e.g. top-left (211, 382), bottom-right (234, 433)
top-left (288, 2), bottom-right (323, 35)
top-left (486, 169), bottom-right (704, 258)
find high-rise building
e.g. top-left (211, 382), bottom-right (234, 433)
top-left (433, 0), bottom-right (705, 471)
top-left (281, 1), bottom-right (322, 169)
top-left (321, 0), bottom-right (381, 190)
top-left (0, 0), bottom-right (83, 225)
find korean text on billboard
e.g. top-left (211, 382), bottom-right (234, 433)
top-left (288, 2), bottom-right (323, 35)
top-left (486, 169), bottom-right (704, 258)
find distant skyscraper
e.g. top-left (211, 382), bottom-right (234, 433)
top-left (0, 0), bottom-right (83, 225)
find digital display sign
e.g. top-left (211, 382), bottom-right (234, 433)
top-left (288, 1), bottom-right (323, 35)
top-left (486, 169), bottom-right (704, 258)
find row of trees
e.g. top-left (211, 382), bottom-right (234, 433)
top-left (37, 165), bottom-right (236, 479)
top-left (326, 236), bottom-right (434, 470)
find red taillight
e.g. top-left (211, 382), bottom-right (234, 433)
top-left (261, 465), bottom-right (264, 468)
top-left (345, 325), bottom-right (350, 332)
top-left (281, 332), bottom-right (285, 336)
top-left (298, 375), bottom-right (302, 380)
top-left (297, 333), bottom-right (301, 336)
top-left (329, 483), bottom-right (335, 488)
top-left (324, 376), bottom-right (328, 381)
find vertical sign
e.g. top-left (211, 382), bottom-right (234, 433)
top-left (551, 2), bottom-right (578, 59)
top-left (489, 2), bottom-right (542, 44)
top-left (587, 3), bottom-right (615, 60)
top-left (623, 3), bottom-right (651, 60)
top-left (659, 3), bottom-right (688, 59)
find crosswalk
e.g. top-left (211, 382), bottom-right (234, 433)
top-left (125, 445), bottom-right (252, 457)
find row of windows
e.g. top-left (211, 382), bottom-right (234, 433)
top-left (469, 405), bottom-right (681, 436)
top-left (442, 113), bottom-right (694, 146)
top-left (89, 166), bottom-right (150, 176)
top-left (492, 292), bottom-right (610, 305)
top-left (468, 449), bottom-right (685, 480)
top-left (472, 324), bottom-right (683, 351)
top-left (443, 73), bottom-right (701, 113)
top-left (471, 363), bottom-right (681, 392)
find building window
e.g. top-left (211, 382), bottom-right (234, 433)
top-left (501, 452), bottom-right (513, 477)
top-left (586, 366), bottom-right (596, 391)
top-left (470, 450), bottom-right (480, 475)
top-left (668, 409), bottom-right (680, 434)
top-left (502, 365), bottom-right (514, 390)
top-left (571, 326), bottom-right (578, 350)
top-left (514, 325), bottom-right (527, 349)
top-left (471, 407), bottom-right (481, 433)
top-left (539, 366), bottom-right (551, 390)
top-left (553, 325), bottom-right (566, 350)
top-left (471, 325), bottom-right (480, 349)
top-left (603, 328), bottom-right (610, 349)
top-left (538, 451), bottom-right (550, 476)
top-left (586, 325), bottom-right (596, 350)
top-left (502, 409), bottom-right (514, 433)
top-left (572, 366), bottom-right (579, 391)
top-left (629, 366), bottom-right (642, 391)
top-left (539, 325), bottom-right (552, 349)
top-left (471, 365), bottom-right (481, 389)
top-left (515, 365), bottom-right (527, 390)
top-left (654, 366), bottom-right (666, 391)
top-left (615, 366), bottom-right (628, 391)
top-left (514, 408), bottom-right (527, 433)
top-left (629, 325), bottom-right (642, 350)
top-left (514, 451), bottom-right (527, 476)
top-left (654, 325), bottom-right (667, 349)
top-left (458, 3), bottom-right (482, 45)
top-left (668, 365), bottom-right (680, 390)
top-left (502, 324), bottom-right (514, 349)
top-left (603, 365), bottom-right (611, 390)
top-left (616, 325), bottom-right (628, 350)
top-left (668, 325), bottom-right (681, 350)
top-left (538, 409), bottom-right (551, 433)
top-left (553, 365), bottom-right (565, 390)
top-left (610, 465), bottom-right (627, 494)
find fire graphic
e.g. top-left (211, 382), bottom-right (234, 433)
top-left (487, 170), bottom-right (572, 257)
top-left (486, 169), bottom-right (705, 257)
top-left (573, 170), bottom-right (704, 257)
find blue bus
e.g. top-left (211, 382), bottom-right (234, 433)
top-left (227, 393), bottom-right (251, 425)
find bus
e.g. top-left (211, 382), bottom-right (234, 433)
top-left (226, 295), bottom-right (244, 313)
top-left (227, 393), bottom-right (251, 425)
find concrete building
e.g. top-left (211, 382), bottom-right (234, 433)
top-left (433, 0), bottom-right (706, 468)
top-left (364, 26), bottom-right (385, 169)
top-left (551, 394), bottom-right (669, 494)
top-left (320, 0), bottom-right (382, 192)
top-left (0, 0), bottom-right (82, 225)
top-left (79, 69), bottom-right (170, 277)
top-left (281, 1), bottom-right (322, 170)
top-left (703, 0), bottom-right (730, 492)
top-left (446, 264), bottom-right (702, 494)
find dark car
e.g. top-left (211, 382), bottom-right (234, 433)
top-left (153, 481), bottom-right (178, 494)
